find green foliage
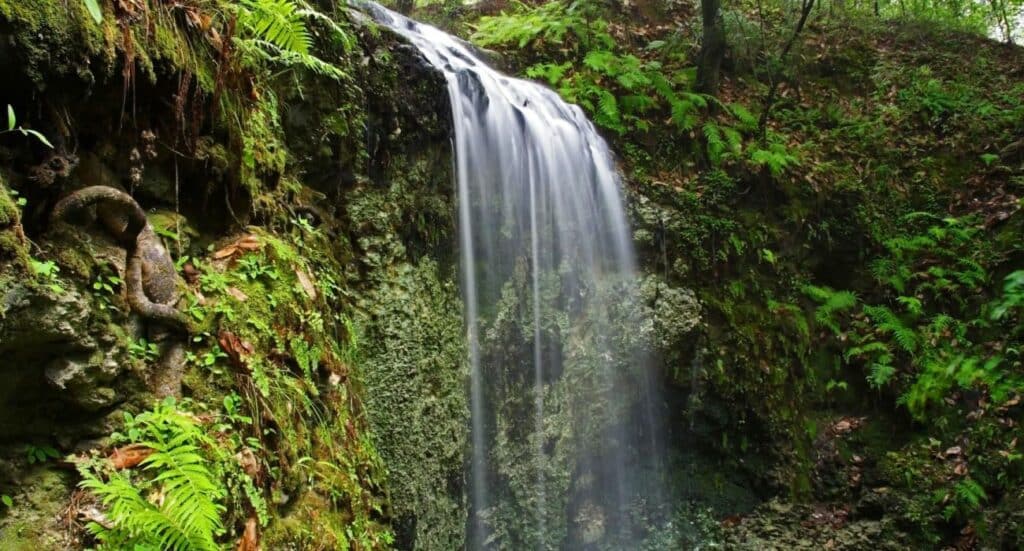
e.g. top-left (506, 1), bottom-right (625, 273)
top-left (25, 444), bottom-right (59, 465)
top-left (2, 104), bottom-right (53, 148)
top-left (472, 0), bottom-right (604, 50)
top-left (473, 0), bottom-right (757, 165)
top-left (0, 494), bottom-right (12, 509)
top-left (129, 338), bottom-right (161, 363)
top-left (992, 270), bottom-right (1024, 321)
top-left (91, 265), bottom-right (123, 312)
top-left (78, 399), bottom-right (226, 551)
top-left (805, 213), bottom-right (1023, 418)
top-left (802, 285), bottom-right (858, 334)
top-left (234, 0), bottom-right (347, 81)
top-left (748, 141), bottom-right (799, 177)
top-left (236, 254), bottom-right (280, 283)
top-left (942, 477), bottom-right (987, 521)
top-left (29, 258), bottom-right (64, 294)
top-left (238, 0), bottom-right (311, 54)
top-left (82, 0), bottom-right (102, 24)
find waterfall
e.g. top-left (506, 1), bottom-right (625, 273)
top-left (359, 3), bottom-right (666, 548)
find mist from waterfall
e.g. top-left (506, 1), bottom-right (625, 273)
top-left (359, 3), bottom-right (667, 548)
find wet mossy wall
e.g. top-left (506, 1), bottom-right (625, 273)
top-left (337, 25), bottom-right (471, 549)
top-left (0, 2), bottom-right (470, 548)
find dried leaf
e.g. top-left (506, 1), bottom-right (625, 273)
top-left (226, 287), bottom-right (249, 302)
top-left (182, 262), bottom-right (201, 285)
top-left (295, 268), bottom-right (317, 300)
top-left (218, 331), bottom-right (254, 371)
top-left (236, 515), bottom-right (260, 551)
top-left (235, 448), bottom-right (261, 480)
top-left (213, 234), bottom-right (262, 260)
top-left (109, 444), bottom-right (154, 470)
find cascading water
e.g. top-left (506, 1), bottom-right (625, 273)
top-left (359, 2), bottom-right (668, 548)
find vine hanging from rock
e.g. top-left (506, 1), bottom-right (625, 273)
top-left (50, 185), bottom-right (189, 398)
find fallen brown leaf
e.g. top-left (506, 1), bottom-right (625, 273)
top-left (109, 444), bottom-right (154, 470)
top-left (218, 331), bottom-right (255, 371)
top-left (226, 287), bottom-right (249, 302)
top-left (295, 268), bottom-right (317, 300)
top-left (235, 448), bottom-right (261, 480)
top-left (236, 515), bottom-right (259, 551)
top-left (213, 234), bottom-right (262, 261)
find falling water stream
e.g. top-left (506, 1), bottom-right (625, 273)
top-left (359, 2), bottom-right (666, 548)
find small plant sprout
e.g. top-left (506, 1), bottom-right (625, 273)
top-left (83, 0), bottom-right (103, 23)
top-left (92, 266), bottom-right (124, 312)
top-left (26, 444), bottom-right (60, 465)
top-left (30, 259), bottom-right (64, 294)
top-left (3, 105), bottom-right (53, 148)
top-left (129, 338), bottom-right (161, 363)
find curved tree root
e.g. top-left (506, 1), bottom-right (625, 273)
top-left (51, 185), bottom-right (189, 398)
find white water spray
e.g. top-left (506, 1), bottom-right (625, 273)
top-left (358, 3), bottom-right (664, 547)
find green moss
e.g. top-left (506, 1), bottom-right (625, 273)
top-left (0, 0), bottom-right (116, 87)
top-left (357, 257), bottom-right (469, 549)
top-left (180, 224), bottom-right (393, 547)
top-left (0, 179), bottom-right (30, 276)
top-left (0, 467), bottom-right (76, 549)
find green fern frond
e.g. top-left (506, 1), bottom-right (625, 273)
top-left (722, 126), bottom-right (743, 154)
top-left (896, 295), bottom-right (923, 316)
top-left (955, 477), bottom-right (987, 510)
top-left (236, 38), bottom-right (344, 80)
top-left (867, 360), bottom-right (896, 388)
top-left (597, 90), bottom-right (621, 128)
top-left (526, 62), bottom-right (572, 85)
top-left (845, 340), bottom-right (889, 361)
top-left (728, 103), bottom-right (758, 129)
top-left (864, 305), bottom-right (918, 354)
top-left (670, 99), bottom-right (697, 130)
top-left (583, 49), bottom-right (617, 73)
top-left (78, 401), bottom-right (225, 551)
top-left (928, 314), bottom-right (955, 333)
top-left (239, 0), bottom-right (312, 54)
top-left (297, 1), bottom-right (354, 52)
top-left (703, 123), bottom-right (725, 164)
top-left (649, 71), bottom-right (677, 103)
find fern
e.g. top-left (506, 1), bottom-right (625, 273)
top-left (234, 0), bottom-right (345, 81)
top-left (803, 284), bottom-right (858, 335)
top-left (670, 98), bottom-right (698, 131)
top-left (471, 1), bottom-right (585, 48)
top-left (597, 90), bottom-right (621, 129)
top-left (78, 400), bottom-right (226, 551)
top-left (728, 103), bottom-right (758, 129)
top-left (864, 305), bottom-right (918, 354)
top-left (703, 123), bottom-right (725, 164)
top-left (238, 0), bottom-right (312, 54)
top-left (867, 359), bottom-right (896, 388)
top-left (238, 39), bottom-right (345, 80)
top-left (526, 62), bottom-right (572, 86)
top-left (748, 142), bottom-right (798, 176)
top-left (954, 477), bottom-right (987, 511)
top-left (896, 295), bottom-right (923, 316)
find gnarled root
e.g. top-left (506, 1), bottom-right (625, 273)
top-left (51, 185), bottom-right (189, 397)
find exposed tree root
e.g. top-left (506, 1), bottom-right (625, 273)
top-left (50, 185), bottom-right (189, 398)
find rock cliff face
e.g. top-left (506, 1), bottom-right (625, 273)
top-left (0, 3), bottom-right (469, 548)
top-left (0, 2), bottom-right (719, 547)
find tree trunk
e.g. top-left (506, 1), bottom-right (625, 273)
top-left (757, 0), bottom-right (816, 139)
top-left (696, 0), bottom-right (727, 96)
top-left (396, 0), bottom-right (414, 14)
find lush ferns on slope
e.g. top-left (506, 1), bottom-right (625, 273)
top-left (78, 400), bottom-right (226, 551)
